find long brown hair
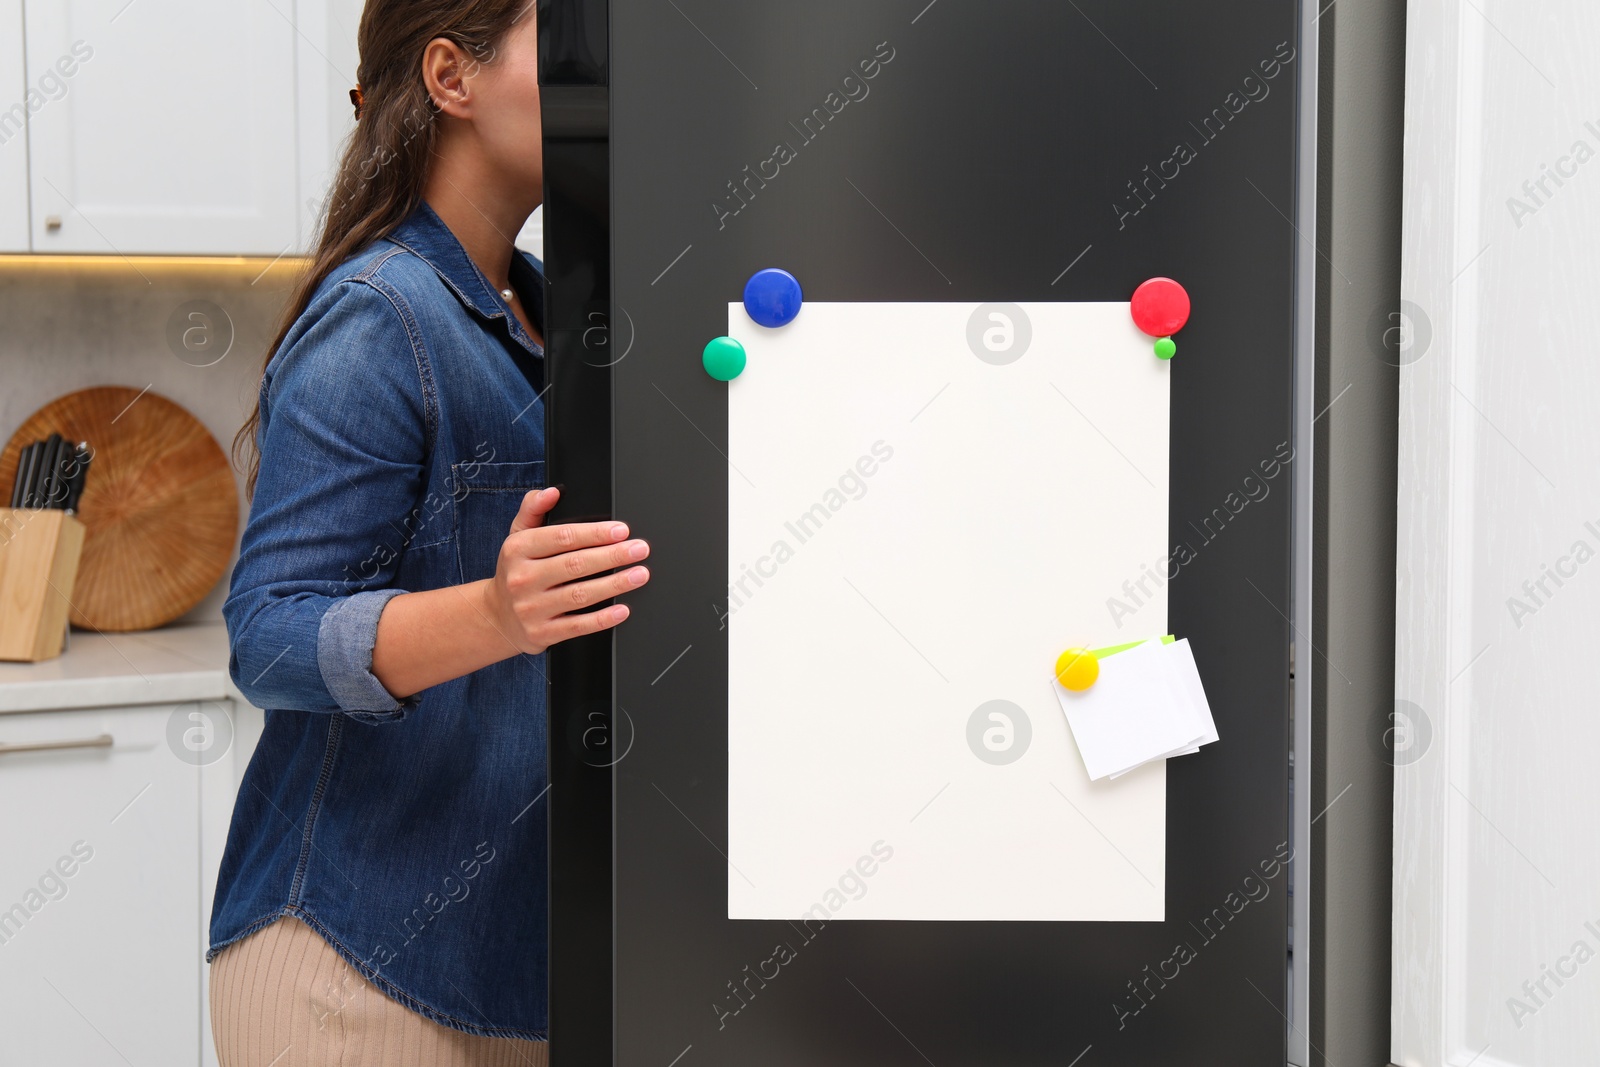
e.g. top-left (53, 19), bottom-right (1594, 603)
top-left (233, 0), bottom-right (533, 498)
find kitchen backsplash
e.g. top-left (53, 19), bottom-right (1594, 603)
top-left (0, 257), bottom-right (305, 625)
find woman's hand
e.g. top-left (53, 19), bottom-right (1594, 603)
top-left (484, 486), bottom-right (651, 654)
top-left (371, 487), bottom-right (646, 699)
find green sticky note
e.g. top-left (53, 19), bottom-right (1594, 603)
top-left (1090, 635), bottom-right (1175, 659)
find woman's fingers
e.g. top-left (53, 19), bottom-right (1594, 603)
top-left (544, 565), bottom-right (650, 612)
top-left (545, 603), bottom-right (631, 644)
top-left (543, 537), bottom-right (650, 585)
top-left (507, 518), bottom-right (630, 560)
top-left (491, 514), bottom-right (648, 653)
top-left (508, 486), bottom-right (560, 535)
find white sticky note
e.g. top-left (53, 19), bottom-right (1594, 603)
top-left (726, 301), bottom-right (1170, 922)
top-left (1054, 638), bottom-right (1206, 780)
top-left (1068, 639), bottom-right (1216, 780)
top-left (1165, 638), bottom-right (1218, 748)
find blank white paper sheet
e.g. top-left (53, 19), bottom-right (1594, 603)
top-left (727, 301), bottom-right (1170, 921)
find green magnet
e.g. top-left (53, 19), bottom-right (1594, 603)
top-left (703, 336), bottom-right (747, 381)
top-left (1154, 336), bottom-right (1177, 360)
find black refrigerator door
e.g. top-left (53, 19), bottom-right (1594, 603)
top-left (544, 2), bottom-right (1300, 1063)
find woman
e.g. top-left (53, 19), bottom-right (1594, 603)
top-left (209, 2), bottom-right (647, 1063)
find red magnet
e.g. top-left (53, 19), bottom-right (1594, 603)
top-left (1130, 277), bottom-right (1191, 337)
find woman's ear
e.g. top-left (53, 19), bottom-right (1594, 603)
top-left (422, 37), bottom-right (475, 118)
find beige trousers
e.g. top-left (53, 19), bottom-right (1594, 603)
top-left (209, 916), bottom-right (548, 1067)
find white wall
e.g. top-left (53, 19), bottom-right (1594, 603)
top-left (1396, 1), bottom-right (1600, 1064)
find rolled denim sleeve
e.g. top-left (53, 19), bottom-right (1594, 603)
top-left (224, 276), bottom-right (433, 722)
top-left (316, 588), bottom-right (412, 722)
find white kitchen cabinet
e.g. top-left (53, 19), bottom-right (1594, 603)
top-left (0, 702), bottom-right (206, 1067)
top-left (0, 0), bottom-right (29, 251)
top-left (294, 0), bottom-right (363, 251)
top-left (25, 0), bottom-right (299, 255)
top-left (0, 625), bottom-right (262, 1067)
top-left (6, 0), bottom-right (545, 257)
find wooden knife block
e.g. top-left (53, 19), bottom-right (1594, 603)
top-left (0, 507), bottom-right (86, 662)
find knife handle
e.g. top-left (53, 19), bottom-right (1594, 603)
top-left (8, 443), bottom-right (32, 507)
top-left (37, 433), bottom-right (64, 509)
top-left (15, 441), bottom-right (41, 508)
top-left (63, 444), bottom-right (91, 513)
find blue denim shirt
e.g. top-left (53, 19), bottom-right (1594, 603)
top-left (211, 201), bottom-right (549, 1040)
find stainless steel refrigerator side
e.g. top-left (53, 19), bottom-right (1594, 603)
top-left (1289, 0), bottom-right (1319, 1061)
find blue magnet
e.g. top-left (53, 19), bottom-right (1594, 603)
top-left (742, 268), bottom-right (803, 328)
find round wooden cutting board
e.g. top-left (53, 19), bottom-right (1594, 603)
top-left (2, 387), bottom-right (240, 632)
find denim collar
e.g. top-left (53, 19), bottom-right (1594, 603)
top-left (385, 199), bottom-right (544, 356)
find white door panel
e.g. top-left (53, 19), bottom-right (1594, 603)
top-left (1396, 2), bottom-right (1600, 1064)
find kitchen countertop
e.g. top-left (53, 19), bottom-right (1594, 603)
top-left (0, 622), bottom-right (246, 714)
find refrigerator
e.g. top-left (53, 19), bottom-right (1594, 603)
top-left (539, 2), bottom-right (1306, 1063)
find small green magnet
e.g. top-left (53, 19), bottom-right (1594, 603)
top-left (1154, 336), bottom-right (1177, 360)
top-left (702, 336), bottom-right (747, 380)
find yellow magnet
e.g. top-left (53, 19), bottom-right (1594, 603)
top-left (1054, 647), bottom-right (1099, 692)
